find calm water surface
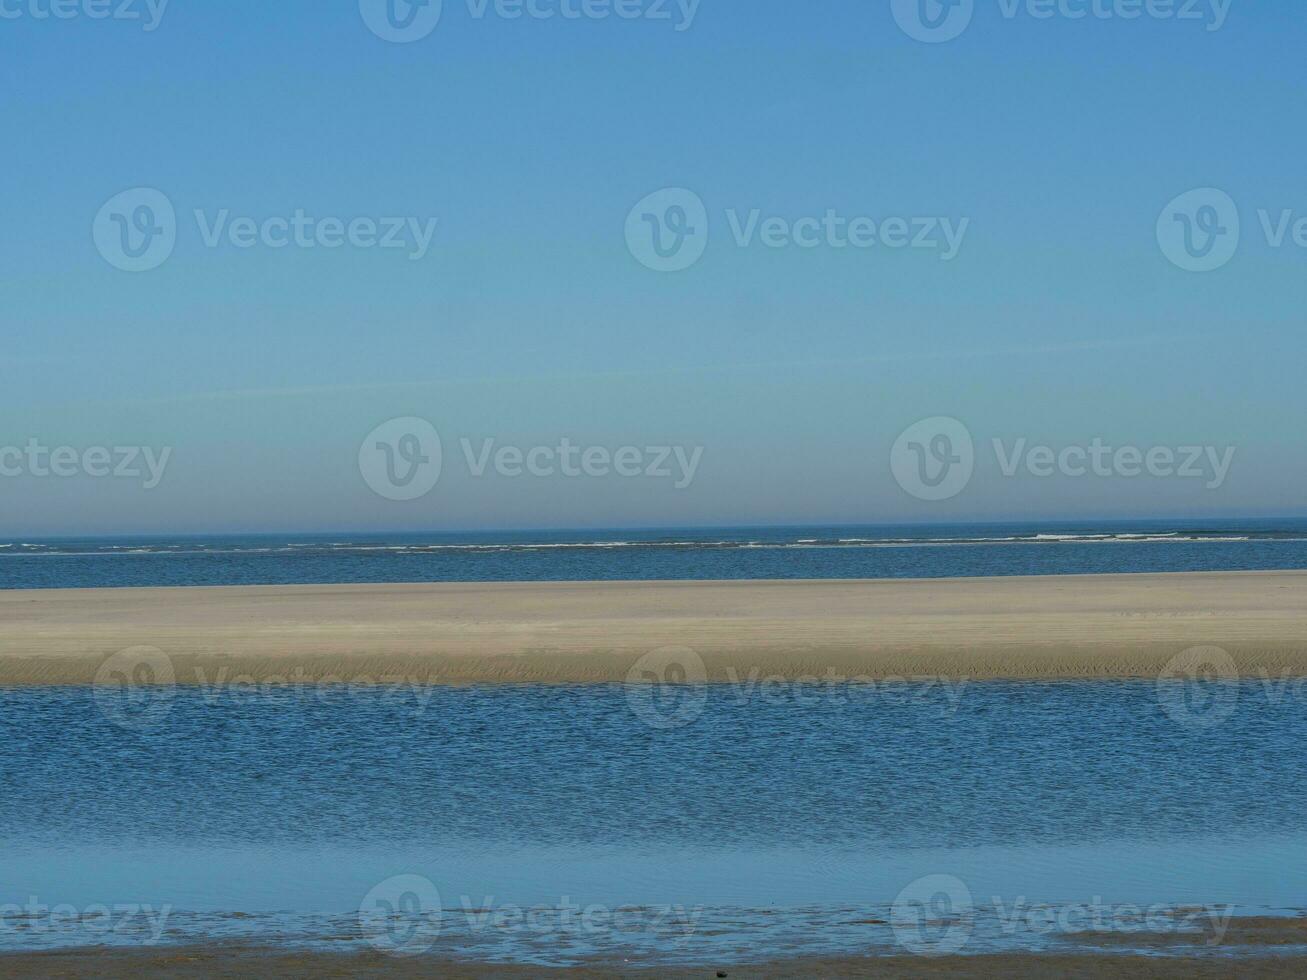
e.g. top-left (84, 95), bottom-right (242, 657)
top-left (3, 682), bottom-right (1305, 963)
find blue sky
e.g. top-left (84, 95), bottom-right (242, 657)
top-left (1, 0), bottom-right (1303, 534)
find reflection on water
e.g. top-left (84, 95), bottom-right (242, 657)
top-left (2, 683), bottom-right (1305, 962)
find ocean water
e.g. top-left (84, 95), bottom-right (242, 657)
top-left (3, 682), bottom-right (1306, 963)
top-left (4, 521), bottom-right (1305, 963)
top-left (2, 518), bottom-right (1306, 590)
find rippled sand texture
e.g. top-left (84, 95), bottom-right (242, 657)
top-left (2, 571), bottom-right (1306, 685)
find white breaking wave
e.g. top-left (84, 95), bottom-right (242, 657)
top-left (0, 531), bottom-right (1292, 557)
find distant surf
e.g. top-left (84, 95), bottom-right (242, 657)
top-left (0, 526), bottom-right (1298, 557)
top-left (1, 520), bottom-right (1304, 589)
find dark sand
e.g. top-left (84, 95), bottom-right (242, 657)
top-left (2, 947), bottom-right (1306, 978)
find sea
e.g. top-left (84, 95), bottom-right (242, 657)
top-left (2, 518), bottom-right (1306, 965)
top-left (2, 517), bottom-right (1306, 590)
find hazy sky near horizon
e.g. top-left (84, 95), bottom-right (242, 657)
top-left (2, 0), bottom-right (1304, 535)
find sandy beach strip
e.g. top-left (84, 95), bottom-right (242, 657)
top-left (2, 947), bottom-right (1305, 979)
top-left (2, 570), bottom-right (1306, 686)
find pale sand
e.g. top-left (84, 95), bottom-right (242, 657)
top-left (2, 571), bottom-right (1306, 686)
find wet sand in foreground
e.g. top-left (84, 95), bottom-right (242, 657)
top-left (2, 570), bottom-right (1306, 686)
top-left (2, 947), bottom-right (1306, 979)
